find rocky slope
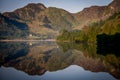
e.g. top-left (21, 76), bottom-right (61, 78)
top-left (0, 13), bottom-right (29, 39)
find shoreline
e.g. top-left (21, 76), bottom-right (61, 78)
top-left (0, 39), bottom-right (56, 42)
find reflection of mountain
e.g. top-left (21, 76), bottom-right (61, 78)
top-left (0, 65), bottom-right (116, 80)
top-left (0, 42), bottom-right (119, 79)
top-left (0, 41), bottom-right (58, 75)
top-left (0, 42), bottom-right (29, 66)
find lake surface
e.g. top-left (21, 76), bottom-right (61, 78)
top-left (0, 41), bottom-right (119, 80)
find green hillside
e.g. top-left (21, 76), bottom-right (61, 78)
top-left (57, 12), bottom-right (120, 43)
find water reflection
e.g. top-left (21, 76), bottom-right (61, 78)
top-left (0, 41), bottom-right (119, 80)
top-left (0, 65), bottom-right (115, 80)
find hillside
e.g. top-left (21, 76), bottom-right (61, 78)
top-left (74, 0), bottom-right (120, 29)
top-left (0, 13), bottom-right (29, 39)
top-left (57, 11), bottom-right (120, 42)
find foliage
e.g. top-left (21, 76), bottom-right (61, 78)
top-left (102, 12), bottom-right (120, 35)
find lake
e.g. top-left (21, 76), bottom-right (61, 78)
top-left (0, 41), bottom-right (119, 80)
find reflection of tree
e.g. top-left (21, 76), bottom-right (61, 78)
top-left (97, 33), bottom-right (120, 56)
top-left (57, 42), bottom-right (120, 79)
top-left (96, 33), bottom-right (120, 78)
top-left (57, 42), bottom-right (98, 58)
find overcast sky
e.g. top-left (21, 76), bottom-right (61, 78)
top-left (0, 0), bottom-right (113, 13)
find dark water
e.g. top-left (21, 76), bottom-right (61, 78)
top-left (0, 41), bottom-right (119, 80)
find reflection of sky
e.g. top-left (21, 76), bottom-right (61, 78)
top-left (0, 0), bottom-right (113, 13)
top-left (0, 65), bottom-right (116, 80)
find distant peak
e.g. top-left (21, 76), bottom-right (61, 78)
top-left (109, 0), bottom-right (120, 5)
top-left (108, 0), bottom-right (120, 11)
top-left (27, 3), bottom-right (45, 6)
top-left (25, 3), bottom-right (46, 10)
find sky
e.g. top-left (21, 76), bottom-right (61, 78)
top-left (0, 0), bottom-right (113, 13)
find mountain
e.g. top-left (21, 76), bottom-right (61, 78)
top-left (2, 3), bottom-right (58, 39)
top-left (3, 3), bottom-right (76, 39)
top-left (3, 3), bottom-right (76, 30)
top-left (74, 0), bottom-right (120, 29)
top-left (1, 0), bottom-right (120, 39)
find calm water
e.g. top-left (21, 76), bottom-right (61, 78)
top-left (0, 41), bottom-right (119, 80)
